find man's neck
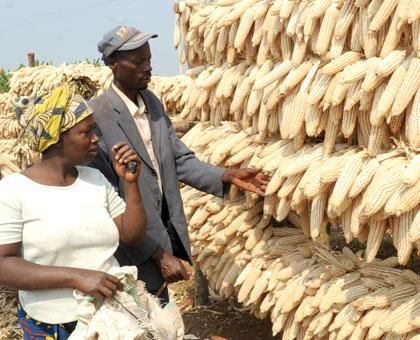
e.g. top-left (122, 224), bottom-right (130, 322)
top-left (113, 81), bottom-right (138, 104)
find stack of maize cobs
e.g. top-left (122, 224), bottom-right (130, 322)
top-left (183, 122), bottom-right (420, 265)
top-left (0, 153), bottom-right (20, 179)
top-left (165, 0), bottom-right (420, 153)
top-left (181, 122), bottom-right (420, 337)
top-left (7, 63), bottom-right (114, 97)
top-left (160, 0), bottom-right (420, 336)
top-left (181, 185), bottom-right (420, 339)
top-left (149, 75), bottom-right (195, 116)
top-left (0, 91), bottom-right (39, 173)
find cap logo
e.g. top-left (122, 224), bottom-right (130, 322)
top-left (116, 26), bottom-right (129, 40)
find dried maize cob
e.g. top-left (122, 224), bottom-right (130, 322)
top-left (390, 58), bottom-right (420, 118)
top-left (365, 219), bottom-right (388, 262)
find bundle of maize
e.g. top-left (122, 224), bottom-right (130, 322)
top-left (0, 93), bottom-right (22, 168)
top-left (174, 0), bottom-right (419, 67)
top-left (183, 122), bottom-right (420, 266)
top-left (0, 153), bottom-right (20, 179)
top-left (7, 63), bottom-right (113, 97)
top-left (0, 94), bottom-right (13, 117)
top-left (172, 0), bottom-right (420, 153)
top-left (172, 4), bottom-right (420, 329)
top-left (148, 75), bottom-right (193, 115)
top-left (169, 54), bottom-right (420, 152)
top-left (181, 182), bottom-right (420, 338)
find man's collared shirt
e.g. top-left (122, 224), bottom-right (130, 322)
top-left (112, 83), bottom-right (163, 193)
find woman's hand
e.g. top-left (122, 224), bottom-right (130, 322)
top-left (0, 244), bottom-right (123, 297)
top-left (111, 142), bottom-right (147, 247)
top-left (112, 142), bottom-right (141, 183)
top-left (71, 268), bottom-right (123, 300)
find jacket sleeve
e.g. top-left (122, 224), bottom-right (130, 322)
top-left (88, 124), bottom-right (160, 265)
top-left (164, 115), bottom-right (230, 198)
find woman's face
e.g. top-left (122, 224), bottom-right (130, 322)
top-left (61, 115), bottom-right (100, 165)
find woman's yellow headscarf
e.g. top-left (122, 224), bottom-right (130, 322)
top-left (12, 77), bottom-right (96, 153)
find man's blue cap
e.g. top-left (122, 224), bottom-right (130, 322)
top-left (98, 26), bottom-right (158, 59)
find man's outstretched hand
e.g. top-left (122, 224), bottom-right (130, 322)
top-left (222, 168), bottom-right (269, 196)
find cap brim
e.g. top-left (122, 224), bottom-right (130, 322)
top-left (118, 32), bottom-right (158, 51)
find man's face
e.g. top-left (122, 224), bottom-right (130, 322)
top-left (109, 43), bottom-right (152, 91)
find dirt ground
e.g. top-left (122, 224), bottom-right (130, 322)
top-left (0, 285), bottom-right (20, 340)
top-left (169, 278), bottom-right (278, 340)
top-left (182, 299), bottom-right (277, 340)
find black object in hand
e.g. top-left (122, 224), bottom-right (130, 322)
top-left (127, 161), bottom-right (138, 173)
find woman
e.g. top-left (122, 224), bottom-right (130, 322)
top-left (0, 78), bottom-right (147, 339)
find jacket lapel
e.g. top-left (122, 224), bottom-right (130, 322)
top-left (105, 87), bottom-right (154, 170)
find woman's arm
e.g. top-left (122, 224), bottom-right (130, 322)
top-left (0, 243), bottom-right (122, 299)
top-left (111, 142), bottom-right (147, 246)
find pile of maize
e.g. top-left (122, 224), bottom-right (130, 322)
top-left (181, 122), bottom-right (420, 338)
top-left (166, 0), bottom-right (420, 154)
top-left (171, 0), bottom-right (420, 335)
top-left (7, 63), bottom-right (113, 97)
top-left (183, 122), bottom-right (420, 265)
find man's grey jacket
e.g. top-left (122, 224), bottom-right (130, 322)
top-left (88, 86), bottom-right (226, 291)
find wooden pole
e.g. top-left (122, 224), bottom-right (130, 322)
top-left (27, 53), bottom-right (35, 67)
top-left (194, 264), bottom-right (209, 306)
top-left (319, 221), bottom-right (330, 249)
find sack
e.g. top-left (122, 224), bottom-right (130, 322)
top-left (68, 266), bottom-right (184, 340)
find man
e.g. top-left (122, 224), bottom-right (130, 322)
top-left (89, 26), bottom-right (268, 301)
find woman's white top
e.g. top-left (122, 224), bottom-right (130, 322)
top-left (0, 166), bottom-right (126, 324)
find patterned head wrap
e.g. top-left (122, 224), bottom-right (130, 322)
top-left (12, 77), bottom-right (96, 153)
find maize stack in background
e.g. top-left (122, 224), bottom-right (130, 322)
top-left (0, 64), bottom-right (113, 174)
top-left (0, 64), bottom-right (171, 176)
top-left (7, 63), bottom-right (113, 97)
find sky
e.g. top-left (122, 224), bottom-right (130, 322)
top-left (0, 0), bottom-right (181, 76)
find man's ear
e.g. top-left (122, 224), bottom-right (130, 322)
top-left (107, 57), bottom-right (117, 72)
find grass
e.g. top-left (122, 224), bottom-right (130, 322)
top-left (83, 58), bottom-right (102, 67)
top-left (0, 69), bottom-right (11, 94)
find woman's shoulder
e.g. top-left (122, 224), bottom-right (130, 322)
top-left (77, 166), bottom-right (105, 179)
top-left (76, 166), bottom-right (110, 186)
top-left (77, 166), bottom-right (118, 197)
